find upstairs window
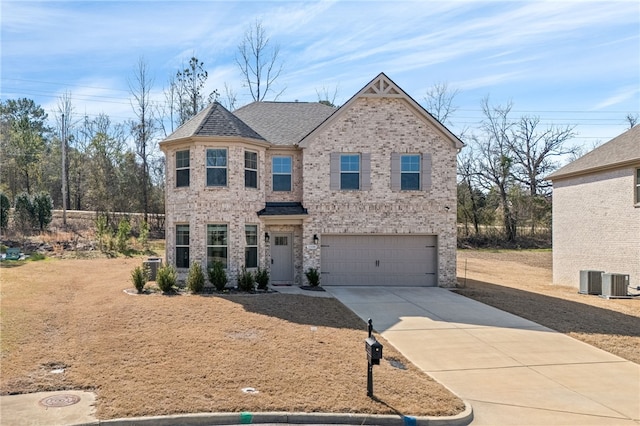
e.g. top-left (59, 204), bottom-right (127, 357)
top-left (340, 154), bottom-right (360, 190)
top-left (245, 225), bottom-right (258, 268)
top-left (176, 150), bottom-right (190, 187)
top-left (175, 224), bottom-right (189, 268)
top-left (245, 151), bottom-right (258, 189)
top-left (207, 224), bottom-right (228, 268)
top-left (330, 153), bottom-right (370, 191)
top-left (207, 149), bottom-right (227, 186)
top-left (401, 154), bottom-right (421, 190)
top-left (272, 156), bottom-right (292, 191)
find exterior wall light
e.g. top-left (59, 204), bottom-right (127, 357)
top-left (265, 232), bottom-right (270, 243)
top-left (313, 234), bottom-right (319, 244)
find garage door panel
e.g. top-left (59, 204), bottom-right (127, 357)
top-left (321, 235), bottom-right (437, 286)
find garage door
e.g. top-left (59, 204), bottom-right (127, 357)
top-left (320, 235), bottom-right (437, 286)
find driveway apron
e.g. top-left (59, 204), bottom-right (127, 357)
top-left (326, 287), bottom-right (640, 425)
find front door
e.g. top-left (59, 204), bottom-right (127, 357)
top-left (271, 233), bottom-right (293, 284)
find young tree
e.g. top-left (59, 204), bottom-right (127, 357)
top-left (316, 85), bottom-right (339, 108)
top-left (424, 81), bottom-right (459, 125)
top-left (236, 20), bottom-right (285, 102)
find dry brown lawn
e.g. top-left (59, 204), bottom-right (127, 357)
top-left (0, 256), bottom-right (464, 420)
top-left (456, 249), bottom-right (640, 364)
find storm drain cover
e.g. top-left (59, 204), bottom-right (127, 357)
top-left (39, 394), bottom-right (81, 407)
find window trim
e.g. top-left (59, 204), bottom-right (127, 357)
top-left (400, 154), bottom-right (421, 191)
top-left (175, 150), bottom-right (190, 188)
top-left (206, 148), bottom-right (228, 187)
top-left (635, 167), bottom-right (640, 206)
top-left (175, 224), bottom-right (190, 268)
top-left (245, 224), bottom-right (258, 269)
top-left (340, 153), bottom-right (361, 190)
top-left (272, 156), bottom-right (292, 192)
top-left (245, 150), bottom-right (258, 189)
top-left (207, 223), bottom-right (228, 268)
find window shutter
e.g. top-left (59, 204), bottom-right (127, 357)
top-left (361, 153), bottom-right (371, 190)
top-left (391, 153), bottom-right (401, 190)
top-left (422, 153), bottom-right (432, 191)
top-left (330, 153), bottom-right (340, 190)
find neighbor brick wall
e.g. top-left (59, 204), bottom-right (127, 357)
top-left (552, 166), bottom-right (640, 289)
top-left (301, 97), bottom-right (459, 287)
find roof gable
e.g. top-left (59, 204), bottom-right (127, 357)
top-left (299, 73), bottom-right (464, 150)
top-left (547, 125), bottom-right (640, 180)
top-left (163, 102), bottom-right (265, 142)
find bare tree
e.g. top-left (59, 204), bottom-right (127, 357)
top-left (316, 85), bottom-right (339, 107)
top-left (625, 113), bottom-right (638, 129)
top-left (222, 82), bottom-right (238, 111)
top-left (54, 91), bottom-right (74, 216)
top-left (128, 57), bottom-right (156, 221)
top-left (236, 20), bottom-right (284, 102)
top-left (424, 82), bottom-right (459, 125)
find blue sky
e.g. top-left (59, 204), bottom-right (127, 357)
top-left (2, 0), bottom-right (639, 151)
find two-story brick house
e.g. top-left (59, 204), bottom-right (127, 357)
top-left (159, 73), bottom-right (463, 287)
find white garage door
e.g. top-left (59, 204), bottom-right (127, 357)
top-left (320, 235), bottom-right (437, 286)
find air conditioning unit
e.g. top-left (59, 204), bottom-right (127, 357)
top-left (579, 270), bottom-right (603, 295)
top-left (601, 273), bottom-right (629, 297)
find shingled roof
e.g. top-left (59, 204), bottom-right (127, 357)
top-left (547, 125), bottom-right (640, 180)
top-left (234, 101), bottom-right (337, 146)
top-left (164, 102), bottom-right (265, 142)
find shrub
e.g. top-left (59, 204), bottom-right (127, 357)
top-left (116, 218), bottom-right (131, 253)
top-left (131, 264), bottom-right (148, 293)
top-left (187, 261), bottom-right (205, 293)
top-left (255, 267), bottom-right (269, 290)
top-left (208, 261), bottom-right (227, 291)
top-left (32, 192), bottom-right (53, 231)
top-left (305, 267), bottom-right (320, 287)
top-left (237, 267), bottom-right (255, 292)
top-left (0, 192), bottom-right (10, 230)
top-left (14, 192), bottom-right (34, 234)
top-left (95, 214), bottom-right (110, 252)
top-left (138, 220), bottom-right (149, 250)
top-left (156, 264), bottom-right (177, 293)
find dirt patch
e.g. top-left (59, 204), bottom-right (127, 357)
top-left (1, 257), bottom-right (464, 420)
top-left (456, 249), bottom-right (640, 364)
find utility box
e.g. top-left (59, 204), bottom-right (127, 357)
top-left (579, 270), bottom-right (603, 295)
top-left (601, 273), bottom-right (629, 297)
top-left (365, 337), bottom-right (383, 365)
top-left (144, 257), bottom-right (163, 281)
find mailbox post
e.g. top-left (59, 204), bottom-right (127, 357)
top-left (365, 318), bottom-right (383, 397)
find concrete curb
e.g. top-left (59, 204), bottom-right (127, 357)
top-left (88, 402), bottom-right (473, 426)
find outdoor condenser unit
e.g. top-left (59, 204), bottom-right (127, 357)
top-left (579, 270), bottom-right (603, 295)
top-left (601, 273), bottom-right (629, 297)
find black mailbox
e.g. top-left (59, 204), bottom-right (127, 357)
top-left (365, 336), bottom-right (383, 365)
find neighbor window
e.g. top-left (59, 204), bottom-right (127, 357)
top-left (401, 154), bottom-right (421, 190)
top-left (207, 224), bottom-right (228, 268)
top-left (175, 224), bottom-right (189, 268)
top-left (340, 154), bottom-right (360, 190)
top-left (245, 151), bottom-right (258, 188)
top-left (176, 150), bottom-right (190, 187)
top-left (206, 149), bottom-right (227, 186)
top-left (245, 225), bottom-right (258, 268)
top-left (636, 168), bottom-right (640, 204)
top-left (272, 156), bottom-right (292, 191)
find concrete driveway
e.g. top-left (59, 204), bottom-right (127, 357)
top-left (326, 287), bottom-right (640, 425)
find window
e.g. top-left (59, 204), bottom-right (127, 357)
top-left (272, 156), bottom-right (292, 191)
top-left (636, 168), bottom-right (640, 204)
top-left (206, 149), bottom-right (227, 186)
top-left (340, 154), bottom-right (360, 190)
top-left (245, 225), bottom-right (258, 268)
top-left (176, 150), bottom-right (190, 187)
top-left (245, 151), bottom-right (258, 188)
top-left (401, 155), bottom-right (421, 190)
top-left (176, 224), bottom-right (189, 268)
top-left (207, 224), bottom-right (228, 268)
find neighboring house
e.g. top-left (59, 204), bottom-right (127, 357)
top-left (547, 126), bottom-right (640, 289)
top-left (159, 73), bottom-right (463, 287)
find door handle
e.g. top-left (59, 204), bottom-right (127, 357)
top-left (271, 258), bottom-right (274, 264)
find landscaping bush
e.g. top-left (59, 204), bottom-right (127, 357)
top-left (255, 267), bottom-right (269, 290)
top-left (208, 261), bottom-right (227, 291)
top-left (32, 192), bottom-right (52, 231)
top-left (138, 220), bottom-right (149, 250)
top-left (14, 192), bottom-right (35, 234)
top-left (305, 267), bottom-right (320, 287)
top-left (237, 267), bottom-right (255, 292)
top-left (116, 218), bottom-right (131, 253)
top-left (131, 264), bottom-right (148, 293)
top-left (156, 264), bottom-right (177, 293)
top-left (187, 261), bottom-right (205, 293)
